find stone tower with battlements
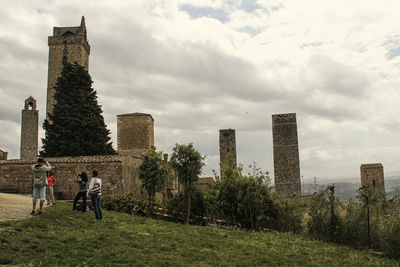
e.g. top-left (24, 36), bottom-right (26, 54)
top-left (46, 16), bottom-right (90, 120)
top-left (20, 96), bottom-right (38, 161)
top-left (219, 129), bottom-right (237, 175)
top-left (272, 113), bottom-right (301, 197)
top-left (117, 113), bottom-right (154, 153)
top-left (360, 163), bottom-right (385, 193)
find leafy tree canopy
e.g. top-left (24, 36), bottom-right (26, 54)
top-left (139, 148), bottom-right (168, 203)
top-left (41, 62), bottom-right (115, 157)
top-left (170, 143), bottom-right (204, 224)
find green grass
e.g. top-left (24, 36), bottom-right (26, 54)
top-left (0, 202), bottom-right (398, 266)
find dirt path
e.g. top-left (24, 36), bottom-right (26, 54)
top-left (0, 193), bottom-right (35, 221)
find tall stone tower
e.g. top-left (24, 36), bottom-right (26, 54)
top-left (360, 163), bottom-right (385, 193)
top-left (117, 113), bottom-right (154, 152)
top-left (46, 16), bottom-right (90, 120)
top-left (219, 129), bottom-right (237, 174)
top-left (272, 113), bottom-right (301, 197)
top-left (20, 96), bottom-right (38, 161)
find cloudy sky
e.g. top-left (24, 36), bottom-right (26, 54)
top-left (1, 0), bottom-right (400, 183)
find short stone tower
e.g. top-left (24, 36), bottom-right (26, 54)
top-left (46, 16), bottom-right (90, 120)
top-left (360, 163), bottom-right (385, 193)
top-left (20, 96), bottom-right (38, 161)
top-left (219, 129), bottom-right (237, 174)
top-left (117, 113), bottom-right (154, 152)
top-left (272, 113), bottom-right (301, 197)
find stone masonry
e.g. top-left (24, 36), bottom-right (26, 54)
top-left (46, 16), bottom-right (90, 120)
top-left (360, 163), bottom-right (385, 193)
top-left (117, 113), bottom-right (154, 151)
top-left (272, 113), bottom-right (301, 197)
top-left (219, 129), bottom-right (237, 176)
top-left (20, 96), bottom-right (38, 161)
top-left (0, 150), bottom-right (7, 160)
top-left (0, 154), bottom-right (143, 199)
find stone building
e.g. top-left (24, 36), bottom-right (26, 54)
top-left (219, 129), bottom-right (237, 176)
top-left (0, 149), bottom-right (7, 160)
top-left (0, 18), bottom-right (156, 200)
top-left (117, 113), bottom-right (154, 152)
top-left (0, 154), bottom-right (142, 198)
top-left (360, 163), bottom-right (385, 193)
top-left (272, 113), bottom-right (301, 197)
top-left (20, 96), bottom-right (38, 161)
top-left (46, 16), bottom-right (90, 120)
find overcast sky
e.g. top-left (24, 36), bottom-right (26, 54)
top-left (1, 0), bottom-right (400, 182)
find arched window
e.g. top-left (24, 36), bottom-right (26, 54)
top-left (62, 31), bottom-right (75, 37)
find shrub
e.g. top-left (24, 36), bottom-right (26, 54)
top-left (102, 193), bottom-right (155, 217)
top-left (380, 206), bottom-right (400, 259)
top-left (166, 187), bottom-right (207, 224)
top-left (307, 187), bottom-right (344, 242)
top-left (274, 197), bottom-right (304, 233)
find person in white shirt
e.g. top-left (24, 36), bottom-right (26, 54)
top-left (31, 157), bottom-right (53, 215)
top-left (87, 170), bottom-right (103, 220)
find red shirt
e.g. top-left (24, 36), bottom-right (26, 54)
top-left (47, 176), bottom-right (57, 186)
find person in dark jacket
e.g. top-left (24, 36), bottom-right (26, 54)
top-left (72, 172), bottom-right (88, 212)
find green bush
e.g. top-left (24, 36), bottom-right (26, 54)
top-left (166, 187), bottom-right (207, 224)
top-left (274, 197), bottom-right (304, 233)
top-left (102, 193), bottom-right (154, 216)
top-left (380, 206), bottom-right (400, 259)
top-left (342, 199), bottom-right (368, 248)
top-left (307, 188), bottom-right (344, 242)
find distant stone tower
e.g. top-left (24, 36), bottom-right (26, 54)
top-left (219, 129), bottom-right (237, 175)
top-left (360, 163), bottom-right (385, 193)
top-left (117, 113), bottom-right (154, 151)
top-left (46, 16), bottom-right (90, 120)
top-left (272, 113), bottom-right (301, 197)
top-left (20, 96), bottom-right (38, 161)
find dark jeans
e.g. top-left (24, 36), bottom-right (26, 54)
top-left (91, 194), bottom-right (102, 220)
top-left (73, 191), bottom-right (87, 212)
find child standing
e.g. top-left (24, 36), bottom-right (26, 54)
top-left (46, 171), bottom-right (57, 206)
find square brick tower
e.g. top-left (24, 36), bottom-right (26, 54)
top-left (219, 129), bottom-right (237, 176)
top-left (117, 113), bottom-right (154, 152)
top-left (20, 96), bottom-right (38, 161)
top-left (360, 163), bottom-right (385, 193)
top-left (272, 113), bottom-right (301, 197)
top-left (46, 16), bottom-right (90, 120)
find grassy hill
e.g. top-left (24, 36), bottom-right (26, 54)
top-left (0, 203), bottom-right (398, 266)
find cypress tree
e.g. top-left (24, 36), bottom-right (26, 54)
top-left (41, 62), bottom-right (115, 157)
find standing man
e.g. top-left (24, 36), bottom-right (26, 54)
top-left (46, 171), bottom-right (57, 206)
top-left (31, 157), bottom-right (53, 215)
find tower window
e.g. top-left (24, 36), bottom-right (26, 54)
top-left (28, 102), bottom-right (33, 110)
top-left (373, 180), bottom-right (376, 187)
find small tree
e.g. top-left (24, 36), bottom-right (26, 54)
top-left (41, 61), bottom-right (115, 157)
top-left (170, 143), bottom-right (204, 224)
top-left (139, 148), bottom-right (168, 206)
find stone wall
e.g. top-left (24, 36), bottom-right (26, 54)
top-left (0, 150), bottom-right (8, 160)
top-left (272, 113), bottom-right (301, 197)
top-left (360, 163), bottom-right (385, 193)
top-left (219, 129), bottom-right (237, 173)
top-left (46, 17), bottom-right (90, 120)
top-left (117, 113), bottom-right (154, 150)
top-left (20, 97), bottom-right (38, 161)
top-left (0, 154), bottom-right (143, 199)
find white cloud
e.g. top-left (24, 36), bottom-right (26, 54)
top-left (1, 0), bottom-right (400, 181)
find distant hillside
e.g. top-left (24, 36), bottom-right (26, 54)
top-left (302, 175), bottom-right (400, 200)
